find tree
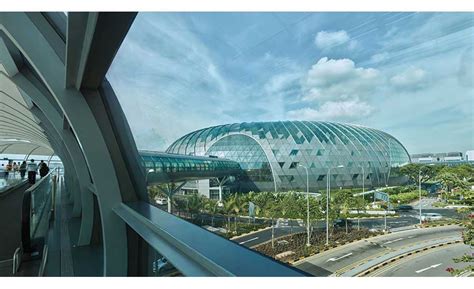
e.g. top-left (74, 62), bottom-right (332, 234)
top-left (187, 193), bottom-right (203, 221)
top-left (222, 197), bottom-right (233, 231)
top-left (437, 172), bottom-right (467, 194)
top-left (350, 195), bottom-right (366, 230)
top-left (457, 207), bottom-right (471, 222)
top-left (230, 194), bottom-right (246, 233)
top-left (252, 191), bottom-right (275, 215)
top-left (441, 164), bottom-right (474, 181)
top-left (173, 197), bottom-right (187, 218)
top-left (462, 220), bottom-right (474, 246)
top-left (261, 203), bottom-right (277, 249)
top-left (204, 199), bottom-right (220, 226)
top-left (399, 163), bottom-right (439, 184)
top-left (147, 185), bottom-right (163, 201)
top-left (333, 191), bottom-right (354, 233)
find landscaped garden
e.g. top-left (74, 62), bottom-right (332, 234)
top-left (252, 228), bottom-right (382, 263)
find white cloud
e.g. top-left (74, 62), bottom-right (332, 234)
top-left (287, 99), bottom-right (374, 121)
top-left (390, 66), bottom-right (427, 90)
top-left (314, 30), bottom-right (353, 50)
top-left (294, 57), bottom-right (380, 121)
top-left (264, 72), bottom-right (301, 94)
top-left (302, 57), bottom-right (379, 101)
top-left (458, 48), bottom-right (473, 88)
top-left (370, 52), bottom-right (390, 63)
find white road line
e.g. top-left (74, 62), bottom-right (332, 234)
top-left (326, 252), bottom-right (353, 262)
top-left (383, 237), bottom-right (405, 245)
top-left (239, 237), bottom-right (259, 245)
top-left (415, 263), bottom-right (442, 274)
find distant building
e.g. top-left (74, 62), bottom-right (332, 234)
top-left (411, 152), bottom-right (463, 163)
top-left (466, 150), bottom-right (474, 161)
top-left (411, 151), bottom-right (474, 166)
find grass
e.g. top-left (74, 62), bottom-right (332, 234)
top-left (252, 228), bottom-right (382, 263)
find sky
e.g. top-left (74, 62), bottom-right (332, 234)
top-left (107, 12), bottom-right (474, 154)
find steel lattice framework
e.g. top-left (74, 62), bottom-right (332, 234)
top-left (167, 121), bottom-right (411, 191)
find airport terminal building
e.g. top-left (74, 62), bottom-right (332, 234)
top-left (167, 121), bottom-right (411, 193)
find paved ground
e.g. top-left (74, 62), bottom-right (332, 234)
top-left (233, 220), bottom-right (306, 247)
top-left (293, 225), bottom-right (464, 276)
top-left (368, 242), bottom-right (473, 277)
top-left (410, 198), bottom-right (461, 219)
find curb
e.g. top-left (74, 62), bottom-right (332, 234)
top-left (230, 226), bottom-right (272, 240)
top-left (357, 239), bottom-right (462, 276)
top-left (250, 230), bottom-right (302, 249)
top-left (289, 234), bottom-right (383, 265)
top-left (292, 224), bottom-right (460, 266)
top-left (417, 222), bottom-right (462, 229)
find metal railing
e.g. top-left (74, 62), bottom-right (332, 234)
top-left (38, 245), bottom-right (48, 276)
top-left (27, 171), bottom-right (53, 239)
top-left (114, 201), bottom-right (307, 277)
top-left (12, 246), bottom-right (22, 275)
top-left (21, 171), bottom-right (54, 255)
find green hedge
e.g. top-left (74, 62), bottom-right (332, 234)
top-left (389, 190), bottom-right (428, 204)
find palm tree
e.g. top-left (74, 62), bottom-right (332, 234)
top-left (223, 198), bottom-right (235, 232)
top-left (261, 204), bottom-right (276, 249)
top-left (187, 193), bottom-right (203, 221)
top-left (173, 197), bottom-right (186, 218)
top-left (231, 194), bottom-right (246, 233)
top-left (204, 199), bottom-right (220, 227)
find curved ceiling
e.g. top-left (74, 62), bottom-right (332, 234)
top-left (0, 35), bottom-right (52, 156)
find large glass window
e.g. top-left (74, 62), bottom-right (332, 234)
top-left (206, 134), bottom-right (273, 182)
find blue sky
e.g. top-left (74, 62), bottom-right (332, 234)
top-left (107, 12), bottom-right (474, 154)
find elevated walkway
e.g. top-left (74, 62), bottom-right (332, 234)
top-left (139, 151), bottom-right (242, 184)
top-left (0, 179), bottom-right (29, 275)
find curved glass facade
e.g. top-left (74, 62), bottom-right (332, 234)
top-left (207, 134), bottom-right (273, 184)
top-left (167, 121), bottom-right (411, 192)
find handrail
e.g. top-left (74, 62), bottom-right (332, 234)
top-left (29, 173), bottom-right (53, 239)
top-left (25, 170), bottom-right (54, 194)
top-left (0, 179), bottom-right (28, 198)
top-left (38, 245), bottom-right (48, 276)
top-left (114, 201), bottom-right (307, 277)
top-left (12, 246), bottom-right (21, 275)
top-left (22, 170), bottom-right (54, 252)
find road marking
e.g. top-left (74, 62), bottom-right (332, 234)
top-left (383, 237), bottom-right (405, 245)
top-left (326, 252), bottom-right (353, 262)
top-left (415, 263), bottom-right (442, 274)
top-left (239, 237), bottom-right (259, 244)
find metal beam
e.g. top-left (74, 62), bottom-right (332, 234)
top-left (1, 13), bottom-right (128, 275)
top-left (66, 12), bottom-right (136, 90)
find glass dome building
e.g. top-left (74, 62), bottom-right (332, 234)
top-left (166, 121), bottom-right (411, 192)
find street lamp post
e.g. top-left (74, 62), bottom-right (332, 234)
top-left (298, 164), bottom-right (311, 247)
top-left (359, 165), bottom-right (365, 231)
top-left (418, 164), bottom-right (434, 225)
top-left (145, 168), bottom-right (155, 184)
top-left (418, 168), bottom-right (422, 225)
top-left (326, 164), bottom-right (344, 246)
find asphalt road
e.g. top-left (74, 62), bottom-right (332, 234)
top-left (368, 242), bottom-right (473, 277)
top-left (233, 219), bottom-right (306, 247)
top-left (294, 225), bottom-right (464, 276)
top-left (232, 213), bottom-right (439, 248)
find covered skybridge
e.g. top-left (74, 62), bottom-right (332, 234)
top-left (139, 151), bottom-right (242, 184)
top-left (0, 12), bottom-right (305, 277)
